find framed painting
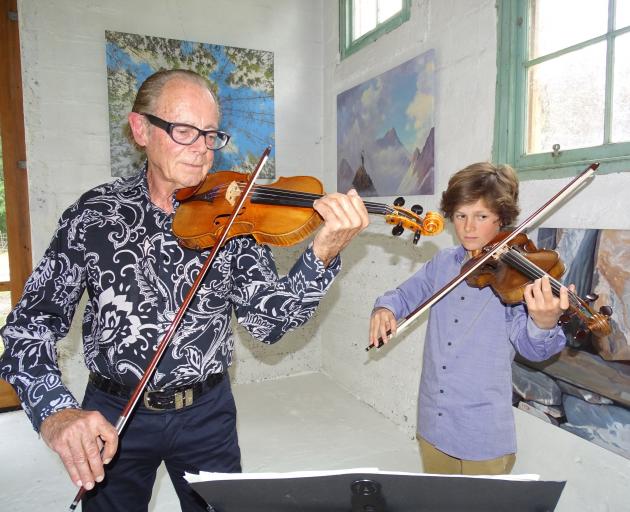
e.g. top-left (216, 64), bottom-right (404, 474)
top-left (337, 49), bottom-right (435, 197)
top-left (106, 31), bottom-right (275, 178)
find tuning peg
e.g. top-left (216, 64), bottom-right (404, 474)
top-left (585, 293), bottom-right (599, 302)
top-left (413, 231), bottom-right (421, 245)
top-left (575, 329), bottom-right (588, 340)
top-left (392, 223), bottom-right (404, 236)
top-left (411, 204), bottom-right (423, 215)
top-left (394, 197), bottom-right (405, 207)
top-left (599, 305), bottom-right (613, 317)
top-left (558, 313), bottom-right (571, 325)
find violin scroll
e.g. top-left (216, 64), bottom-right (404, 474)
top-left (385, 206), bottom-right (444, 245)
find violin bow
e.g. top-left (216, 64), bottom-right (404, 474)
top-left (69, 146), bottom-right (272, 510)
top-left (366, 162), bottom-right (599, 351)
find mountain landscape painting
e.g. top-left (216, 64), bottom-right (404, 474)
top-left (337, 50), bottom-right (435, 197)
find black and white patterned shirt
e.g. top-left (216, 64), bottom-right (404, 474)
top-left (0, 167), bottom-right (339, 431)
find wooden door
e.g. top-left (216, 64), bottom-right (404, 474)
top-left (0, 0), bottom-right (32, 411)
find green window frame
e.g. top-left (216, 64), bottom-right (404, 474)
top-left (339, 0), bottom-right (411, 60)
top-left (494, 0), bottom-right (630, 179)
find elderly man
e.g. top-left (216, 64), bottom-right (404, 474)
top-left (0, 69), bottom-right (369, 511)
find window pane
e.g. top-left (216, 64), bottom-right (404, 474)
top-left (617, 0), bottom-right (630, 29)
top-left (529, 0), bottom-right (608, 59)
top-left (613, 32), bottom-right (630, 142)
top-left (527, 42), bottom-right (606, 154)
top-left (353, 0), bottom-right (377, 40)
top-left (377, 0), bottom-right (402, 23)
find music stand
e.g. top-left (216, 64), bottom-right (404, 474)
top-left (187, 469), bottom-right (566, 511)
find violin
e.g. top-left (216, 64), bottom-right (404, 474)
top-left (367, 162), bottom-right (612, 350)
top-left (173, 170), bottom-right (444, 250)
top-left (463, 231), bottom-right (612, 340)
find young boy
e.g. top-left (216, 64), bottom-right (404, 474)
top-left (369, 162), bottom-right (570, 475)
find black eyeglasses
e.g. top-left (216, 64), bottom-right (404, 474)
top-left (141, 113), bottom-right (231, 150)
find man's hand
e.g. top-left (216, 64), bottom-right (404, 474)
top-left (311, 189), bottom-right (369, 266)
top-left (40, 408), bottom-right (118, 490)
top-left (524, 275), bottom-right (574, 330)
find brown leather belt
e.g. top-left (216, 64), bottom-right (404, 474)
top-left (88, 372), bottom-right (224, 411)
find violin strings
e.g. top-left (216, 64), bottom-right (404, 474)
top-left (501, 249), bottom-right (588, 313)
top-left (250, 185), bottom-right (396, 215)
top-left (191, 182), bottom-right (407, 218)
top-left (501, 250), bottom-right (571, 299)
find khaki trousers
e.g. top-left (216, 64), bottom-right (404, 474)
top-left (418, 436), bottom-right (516, 475)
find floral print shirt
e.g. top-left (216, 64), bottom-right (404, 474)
top-left (0, 167), bottom-right (339, 431)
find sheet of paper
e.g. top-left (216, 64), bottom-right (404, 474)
top-left (185, 468), bottom-right (540, 484)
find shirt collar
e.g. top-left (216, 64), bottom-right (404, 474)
top-left (116, 161), bottom-right (149, 194)
top-left (454, 245), bottom-right (468, 264)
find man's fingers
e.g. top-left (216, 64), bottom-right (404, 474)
top-left (315, 192), bottom-right (368, 231)
top-left (68, 434), bottom-right (96, 490)
top-left (83, 432), bottom-right (106, 483)
top-left (312, 192), bottom-right (369, 264)
top-left (99, 422), bottom-right (119, 465)
top-left (40, 408), bottom-right (118, 488)
top-left (57, 441), bottom-right (83, 488)
top-left (347, 189), bottom-right (370, 228)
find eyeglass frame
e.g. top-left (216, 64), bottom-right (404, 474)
top-left (140, 112), bottom-right (231, 150)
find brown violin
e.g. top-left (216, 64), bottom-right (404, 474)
top-left (463, 231), bottom-right (612, 340)
top-left (173, 170), bottom-right (444, 250)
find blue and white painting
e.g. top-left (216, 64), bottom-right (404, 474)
top-left (106, 31), bottom-right (275, 178)
top-left (337, 49), bottom-right (435, 197)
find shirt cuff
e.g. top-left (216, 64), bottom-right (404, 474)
top-left (291, 244), bottom-right (341, 287)
top-left (27, 374), bottom-right (81, 432)
top-left (526, 317), bottom-right (562, 340)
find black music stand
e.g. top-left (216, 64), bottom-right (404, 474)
top-left (187, 469), bottom-right (566, 512)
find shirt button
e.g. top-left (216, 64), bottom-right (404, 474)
top-left (454, 318), bottom-right (459, 323)
top-left (447, 342), bottom-right (452, 346)
top-left (442, 365), bottom-right (446, 370)
top-left (440, 389), bottom-right (444, 393)
top-left (460, 296), bottom-right (465, 300)
top-left (438, 412), bottom-right (443, 416)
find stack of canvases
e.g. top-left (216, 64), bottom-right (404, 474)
top-left (512, 360), bottom-right (630, 460)
top-left (511, 228), bottom-right (630, 460)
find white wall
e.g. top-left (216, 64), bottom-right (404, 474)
top-left (320, 1), bottom-right (630, 511)
top-left (17, 0), bottom-right (326, 397)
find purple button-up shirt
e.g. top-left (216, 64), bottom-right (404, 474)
top-left (374, 245), bottom-right (566, 460)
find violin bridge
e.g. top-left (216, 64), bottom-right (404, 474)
top-left (225, 181), bottom-right (241, 206)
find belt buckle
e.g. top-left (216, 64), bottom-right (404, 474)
top-left (143, 391), bottom-right (163, 411)
top-left (174, 388), bottom-right (194, 410)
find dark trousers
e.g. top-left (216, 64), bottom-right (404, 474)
top-left (81, 376), bottom-right (241, 512)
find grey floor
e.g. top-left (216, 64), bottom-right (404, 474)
top-left (0, 372), bottom-right (421, 511)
